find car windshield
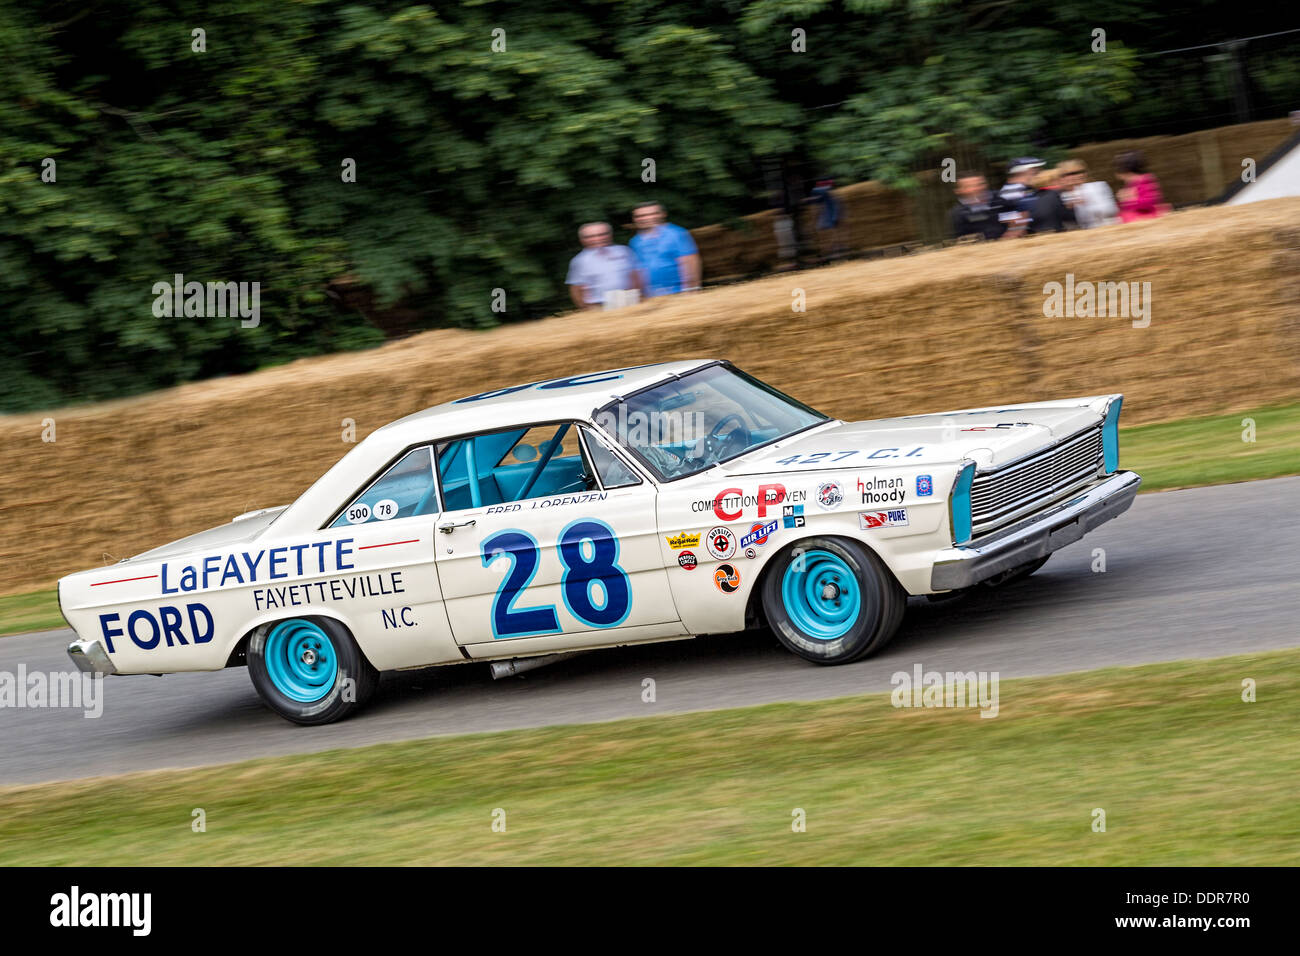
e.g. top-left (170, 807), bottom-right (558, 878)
top-left (595, 364), bottom-right (827, 480)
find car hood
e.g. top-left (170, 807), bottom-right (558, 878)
top-left (726, 398), bottom-right (1110, 474)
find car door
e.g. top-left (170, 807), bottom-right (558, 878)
top-left (320, 443), bottom-right (460, 670)
top-left (434, 421), bottom-right (684, 657)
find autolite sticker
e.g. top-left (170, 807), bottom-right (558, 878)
top-left (705, 526), bottom-right (737, 560)
top-left (859, 509), bottom-right (909, 529)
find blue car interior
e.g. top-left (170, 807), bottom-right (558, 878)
top-left (439, 424), bottom-right (589, 510)
top-left (332, 404), bottom-right (781, 527)
top-left (333, 424), bottom-right (592, 527)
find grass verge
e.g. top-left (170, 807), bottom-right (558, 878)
top-left (2, 401), bottom-right (1295, 637)
top-left (1119, 401), bottom-right (1300, 492)
top-left (1, 648), bottom-right (1297, 865)
top-left (0, 589), bottom-right (64, 637)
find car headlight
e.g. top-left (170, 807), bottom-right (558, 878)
top-left (950, 460), bottom-right (976, 545)
top-left (1102, 396), bottom-right (1123, 474)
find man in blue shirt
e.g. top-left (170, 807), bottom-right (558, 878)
top-left (565, 222), bottom-right (643, 309)
top-left (629, 202), bottom-right (701, 297)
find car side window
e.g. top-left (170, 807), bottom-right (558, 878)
top-left (582, 427), bottom-right (642, 489)
top-left (437, 422), bottom-right (595, 510)
top-left (330, 445), bottom-right (439, 527)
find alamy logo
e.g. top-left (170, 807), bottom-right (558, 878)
top-left (890, 664), bottom-right (1000, 718)
top-left (0, 667), bottom-right (102, 718)
top-left (50, 886), bottom-right (151, 936)
top-left (593, 406), bottom-right (707, 447)
top-left (152, 273), bottom-right (260, 327)
top-left (1042, 273), bottom-right (1151, 328)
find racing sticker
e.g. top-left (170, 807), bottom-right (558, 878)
top-left (666, 532), bottom-right (701, 550)
top-left (815, 480), bottom-right (844, 510)
top-left (857, 475), bottom-right (906, 506)
top-left (740, 520), bottom-right (777, 549)
top-left (859, 509), bottom-right (909, 529)
top-left (373, 499), bottom-right (399, 520)
top-left (714, 563), bottom-right (741, 594)
top-left (782, 503), bottom-right (805, 529)
top-left (916, 475), bottom-right (934, 497)
top-left (705, 526), bottom-right (737, 560)
top-left (744, 547), bottom-right (758, 560)
top-left (678, 550), bottom-right (698, 571)
top-left (692, 484), bottom-right (804, 521)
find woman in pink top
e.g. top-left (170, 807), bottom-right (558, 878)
top-left (1115, 150), bottom-right (1170, 222)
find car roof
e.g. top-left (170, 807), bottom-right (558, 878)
top-left (377, 359), bottom-right (713, 442)
top-left (271, 359), bottom-right (713, 532)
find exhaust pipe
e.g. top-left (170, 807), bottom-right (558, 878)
top-left (489, 651), bottom-right (584, 680)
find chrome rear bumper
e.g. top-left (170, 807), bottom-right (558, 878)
top-left (930, 470), bottom-right (1141, 591)
top-left (67, 638), bottom-right (118, 675)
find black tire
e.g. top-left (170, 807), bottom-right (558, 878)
top-left (761, 536), bottom-right (907, 664)
top-left (248, 616), bottom-right (379, 725)
top-left (980, 554), bottom-right (1050, 588)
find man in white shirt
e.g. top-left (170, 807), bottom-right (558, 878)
top-left (565, 222), bottom-right (644, 309)
top-left (1058, 159), bottom-right (1119, 228)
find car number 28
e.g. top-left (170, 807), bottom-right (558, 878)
top-left (481, 518), bottom-right (631, 638)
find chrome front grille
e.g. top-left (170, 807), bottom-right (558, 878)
top-left (970, 427), bottom-right (1104, 535)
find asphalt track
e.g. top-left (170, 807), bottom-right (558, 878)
top-left (2, 476), bottom-right (1297, 786)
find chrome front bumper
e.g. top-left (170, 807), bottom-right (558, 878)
top-left (930, 470), bottom-right (1141, 591)
top-left (67, 638), bottom-right (119, 675)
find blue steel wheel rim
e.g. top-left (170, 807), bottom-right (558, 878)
top-left (264, 619), bottom-right (338, 703)
top-left (781, 550), bottom-right (862, 641)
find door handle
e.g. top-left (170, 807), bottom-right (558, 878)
top-left (438, 519), bottom-right (477, 534)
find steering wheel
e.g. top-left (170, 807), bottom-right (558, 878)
top-left (689, 413), bottom-right (750, 465)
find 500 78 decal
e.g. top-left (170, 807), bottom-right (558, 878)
top-left (481, 519), bottom-right (631, 638)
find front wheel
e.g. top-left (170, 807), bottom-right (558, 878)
top-left (762, 537), bottom-right (906, 664)
top-left (248, 616), bottom-right (378, 725)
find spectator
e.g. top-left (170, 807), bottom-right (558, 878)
top-left (1115, 150), bottom-right (1170, 223)
top-left (807, 177), bottom-right (847, 259)
top-left (629, 202), bottom-right (701, 297)
top-left (949, 173), bottom-right (1008, 240)
top-left (1028, 168), bottom-right (1075, 234)
top-left (999, 157), bottom-right (1043, 211)
top-left (998, 157), bottom-right (1043, 237)
top-left (565, 221), bottom-right (642, 310)
top-left (1057, 159), bottom-right (1119, 228)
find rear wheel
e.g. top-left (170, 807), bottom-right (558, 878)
top-left (248, 616), bottom-right (378, 725)
top-left (762, 537), bottom-right (906, 664)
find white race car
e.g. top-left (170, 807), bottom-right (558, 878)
top-left (59, 360), bottom-right (1140, 724)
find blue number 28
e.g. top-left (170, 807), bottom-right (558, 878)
top-left (481, 519), bottom-right (631, 638)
